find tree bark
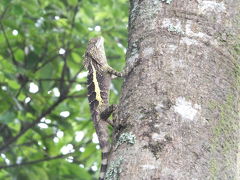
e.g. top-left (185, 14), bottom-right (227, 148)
top-left (107, 0), bottom-right (240, 179)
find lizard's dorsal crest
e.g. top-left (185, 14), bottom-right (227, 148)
top-left (95, 36), bottom-right (104, 48)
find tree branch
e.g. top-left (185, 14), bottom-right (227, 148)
top-left (15, 81), bottom-right (28, 98)
top-left (0, 152), bottom-right (74, 169)
top-left (13, 140), bottom-right (38, 148)
top-left (37, 78), bottom-right (86, 84)
top-left (66, 94), bottom-right (86, 99)
top-left (70, 3), bottom-right (79, 30)
top-left (0, 5), bottom-right (10, 20)
top-left (0, 22), bottom-right (19, 66)
top-left (33, 45), bottom-right (80, 73)
top-left (67, 65), bottom-right (85, 90)
top-left (34, 53), bottom-right (60, 72)
top-left (59, 3), bottom-right (80, 94)
top-left (59, 55), bottom-right (68, 95)
top-left (0, 96), bottom-right (66, 153)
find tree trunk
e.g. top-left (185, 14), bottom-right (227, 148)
top-left (106, 0), bottom-right (240, 179)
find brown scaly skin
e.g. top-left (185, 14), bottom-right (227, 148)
top-left (84, 37), bottom-right (122, 180)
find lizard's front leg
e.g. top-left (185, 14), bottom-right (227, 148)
top-left (105, 58), bottom-right (141, 78)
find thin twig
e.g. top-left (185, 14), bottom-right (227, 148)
top-left (38, 78), bottom-right (85, 84)
top-left (0, 5), bottom-right (10, 20)
top-left (15, 81), bottom-right (28, 98)
top-left (66, 94), bottom-right (86, 99)
top-left (13, 140), bottom-right (38, 148)
top-left (70, 3), bottom-right (79, 30)
top-left (33, 45), bottom-right (80, 73)
top-left (67, 65), bottom-right (85, 89)
top-left (59, 55), bottom-right (68, 94)
top-left (59, 2), bottom-right (80, 95)
top-left (34, 53), bottom-right (60, 72)
top-left (0, 22), bottom-right (19, 66)
top-left (0, 152), bottom-right (74, 169)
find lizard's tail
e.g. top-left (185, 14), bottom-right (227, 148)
top-left (99, 150), bottom-right (109, 180)
top-left (91, 111), bottom-right (111, 180)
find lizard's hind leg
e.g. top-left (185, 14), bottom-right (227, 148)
top-left (100, 105), bottom-right (117, 126)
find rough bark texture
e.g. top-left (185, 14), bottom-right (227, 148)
top-left (107, 0), bottom-right (240, 180)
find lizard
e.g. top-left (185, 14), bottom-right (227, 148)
top-left (83, 36), bottom-right (123, 180)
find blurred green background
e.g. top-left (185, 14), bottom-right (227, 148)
top-left (0, 0), bottom-right (128, 179)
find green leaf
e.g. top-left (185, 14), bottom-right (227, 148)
top-left (68, 0), bottom-right (78, 6)
top-left (15, 49), bottom-right (25, 62)
top-left (8, 79), bottom-right (20, 89)
top-left (12, 4), bottom-right (24, 16)
top-left (0, 111), bottom-right (15, 123)
top-left (20, 0), bottom-right (39, 15)
top-left (2, 0), bottom-right (12, 6)
top-left (71, 52), bottom-right (82, 63)
top-left (25, 52), bottom-right (39, 69)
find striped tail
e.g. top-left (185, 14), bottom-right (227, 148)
top-left (99, 149), bottom-right (109, 180)
top-left (91, 111), bottom-right (110, 180)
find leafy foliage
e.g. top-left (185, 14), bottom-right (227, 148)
top-left (0, 0), bottom-right (128, 179)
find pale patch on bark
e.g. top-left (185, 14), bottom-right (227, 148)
top-left (140, 164), bottom-right (157, 170)
top-left (162, 18), bottom-right (172, 27)
top-left (167, 44), bottom-right (178, 53)
top-left (198, 1), bottom-right (226, 14)
top-left (170, 58), bottom-right (186, 69)
top-left (185, 22), bottom-right (210, 40)
top-left (102, 145), bottom-right (109, 153)
top-left (161, 167), bottom-right (185, 179)
top-left (155, 103), bottom-right (164, 112)
top-left (162, 18), bottom-right (184, 33)
top-left (100, 172), bottom-right (105, 178)
top-left (180, 37), bottom-right (199, 46)
top-left (143, 47), bottom-right (154, 58)
top-left (128, 53), bottom-right (139, 65)
top-left (102, 158), bottom-right (108, 165)
top-left (154, 124), bottom-right (161, 128)
top-left (152, 132), bottom-right (166, 141)
top-left (173, 97), bottom-right (201, 121)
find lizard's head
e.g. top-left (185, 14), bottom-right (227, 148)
top-left (88, 36), bottom-right (104, 50)
top-left (84, 36), bottom-right (107, 68)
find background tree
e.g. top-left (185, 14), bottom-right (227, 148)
top-left (0, 0), bottom-right (128, 179)
top-left (106, 0), bottom-right (240, 179)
